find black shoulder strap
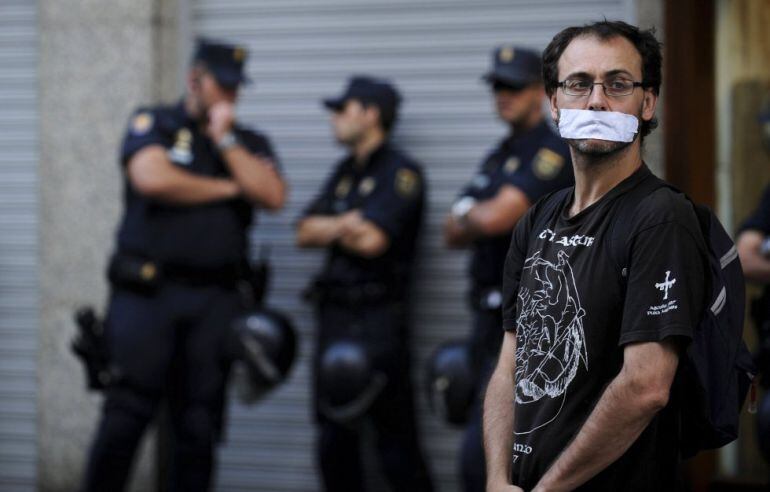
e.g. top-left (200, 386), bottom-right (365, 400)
top-left (528, 187), bottom-right (573, 238)
top-left (608, 173), bottom-right (669, 279)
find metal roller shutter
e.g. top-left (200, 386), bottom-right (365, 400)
top-left (0, 1), bottom-right (38, 491)
top-left (192, 1), bottom-right (634, 490)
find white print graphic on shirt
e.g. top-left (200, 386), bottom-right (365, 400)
top-left (514, 250), bottom-right (588, 435)
top-left (648, 270), bottom-right (678, 316)
top-left (512, 443), bottom-right (533, 463)
top-left (538, 228), bottom-right (595, 247)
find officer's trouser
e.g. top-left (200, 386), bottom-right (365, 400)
top-left (80, 281), bottom-right (241, 492)
top-left (460, 305), bottom-right (503, 492)
top-left (314, 300), bottom-right (434, 492)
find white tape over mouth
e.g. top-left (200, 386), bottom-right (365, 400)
top-left (558, 109), bottom-right (639, 143)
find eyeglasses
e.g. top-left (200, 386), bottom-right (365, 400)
top-left (558, 77), bottom-right (644, 97)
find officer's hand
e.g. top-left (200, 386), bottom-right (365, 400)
top-left (207, 101), bottom-right (236, 142)
top-left (254, 153), bottom-right (277, 170)
top-left (337, 209), bottom-right (364, 237)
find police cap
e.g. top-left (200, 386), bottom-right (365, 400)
top-left (482, 45), bottom-right (542, 88)
top-left (323, 75), bottom-right (401, 122)
top-left (193, 38), bottom-right (250, 89)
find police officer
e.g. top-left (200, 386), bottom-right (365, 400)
top-left (296, 76), bottom-right (433, 491)
top-left (80, 39), bottom-right (286, 492)
top-left (443, 46), bottom-right (572, 492)
top-left (737, 101), bottom-right (770, 465)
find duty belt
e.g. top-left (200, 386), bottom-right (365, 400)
top-left (304, 279), bottom-right (395, 305)
top-left (108, 253), bottom-right (243, 290)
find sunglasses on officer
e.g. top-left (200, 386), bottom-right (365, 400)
top-left (492, 80), bottom-right (529, 93)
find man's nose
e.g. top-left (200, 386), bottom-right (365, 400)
top-left (586, 83), bottom-right (609, 111)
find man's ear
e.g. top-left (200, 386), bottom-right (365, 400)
top-left (364, 105), bottom-right (382, 130)
top-left (641, 88), bottom-right (658, 124)
top-left (187, 66), bottom-right (203, 94)
top-left (549, 93), bottom-right (559, 123)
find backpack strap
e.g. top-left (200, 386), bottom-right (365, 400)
top-left (607, 172), bottom-right (669, 287)
top-left (526, 187), bottom-right (574, 241)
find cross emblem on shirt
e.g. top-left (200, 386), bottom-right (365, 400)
top-left (655, 271), bottom-right (676, 301)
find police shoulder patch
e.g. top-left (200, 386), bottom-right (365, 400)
top-left (130, 112), bottom-right (154, 135)
top-left (335, 175), bottom-right (353, 198)
top-left (532, 148), bottom-right (565, 180)
top-left (358, 176), bottom-right (377, 196)
top-left (504, 156), bottom-right (521, 174)
top-left (395, 168), bottom-right (420, 198)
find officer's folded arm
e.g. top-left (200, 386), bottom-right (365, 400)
top-left (296, 215), bottom-right (345, 248)
top-left (218, 144), bottom-right (287, 210)
top-left (737, 229), bottom-right (770, 283)
top-left (337, 214), bottom-right (390, 258)
top-left (531, 338), bottom-right (679, 492)
top-left (296, 210), bottom-right (389, 258)
top-left (127, 145), bottom-right (240, 205)
top-left (445, 185), bottom-right (530, 248)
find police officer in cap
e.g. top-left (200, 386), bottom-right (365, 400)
top-left (80, 38), bottom-right (286, 492)
top-left (296, 76), bottom-right (434, 491)
top-left (443, 46), bottom-right (573, 492)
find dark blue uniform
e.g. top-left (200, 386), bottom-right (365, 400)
top-left (303, 143), bottom-right (433, 491)
top-left (82, 102), bottom-right (277, 492)
top-left (740, 186), bottom-right (770, 379)
top-left (458, 121), bottom-right (572, 492)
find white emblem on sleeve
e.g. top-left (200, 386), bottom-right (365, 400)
top-left (647, 270), bottom-right (679, 316)
top-left (655, 271), bottom-right (676, 300)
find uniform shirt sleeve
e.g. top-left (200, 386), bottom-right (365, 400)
top-left (301, 166), bottom-right (342, 217)
top-left (504, 144), bottom-right (573, 203)
top-left (619, 194), bottom-right (706, 346)
top-left (361, 165), bottom-right (424, 240)
top-left (501, 207), bottom-right (535, 332)
top-left (457, 152), bottom-right (497, 199)
top-left (739, 185), bottom-right (770, 234)
top-left (235, 128), bottom-right (283, 173)
top-left (120, 109), bottom-right (168, 166)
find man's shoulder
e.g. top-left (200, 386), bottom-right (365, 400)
top-left (629, 185), bottom-right (700, 235)
top-left (124, 103), bottom-right (183, 138)
top-left (380, 145), bottom-right (423, 175)
top-left (233, 123), bottom-right (269, 142)
top-left (527, 123), bottom-right (570, 156)
top-left (129, 103), bottom-right (182, 121)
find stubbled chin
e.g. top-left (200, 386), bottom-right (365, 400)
top-left (567, 138), bottom-right (629, 156)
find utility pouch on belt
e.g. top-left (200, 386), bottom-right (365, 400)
top-left (239, 246), bottom-right (271, 308)
top-left (108, 253), bottom-right (162, 292)
top-left (71, 306), bottom-right (122, 391)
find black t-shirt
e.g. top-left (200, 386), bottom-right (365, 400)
top-left (501, 165), bottom-right (706, 491)
top-left (459, 121), bottom-right (573, 288)
top-left (115, 102), bottom-right (277, 268)
top-left (302, 143), bottom-right (425, 290)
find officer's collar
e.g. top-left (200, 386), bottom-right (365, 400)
top-left (505, 119), bottom-right (550, 145)
top-left (174, 99), bottom-right (198, 126)
top-left (348, 141), bottom-right (390, 173)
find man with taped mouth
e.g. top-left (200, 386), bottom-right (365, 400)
top-left (483, 21), bottom-right (708, 491)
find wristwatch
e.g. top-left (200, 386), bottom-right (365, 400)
top-left (217, 131), bottom-right (239, 152)
top-left (451, 196), bottom-right (477, 224)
